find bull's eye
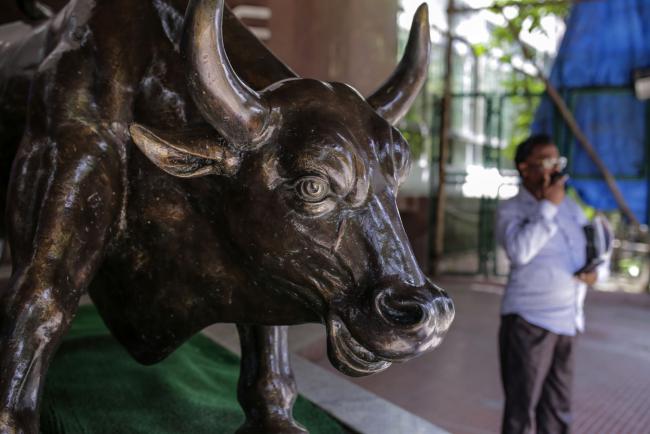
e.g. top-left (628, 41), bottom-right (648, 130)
top-left (295, 176), bottom-right (330, 202)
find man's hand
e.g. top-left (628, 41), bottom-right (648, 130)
top-left (577, 271), bottom-right (598, 286)
top-left (542, 173), bottom-right (567, 205)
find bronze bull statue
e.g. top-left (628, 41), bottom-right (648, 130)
top-left (0, 0), bottom-right (455, 432)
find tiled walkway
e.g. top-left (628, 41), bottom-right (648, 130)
top-left (298, 277), bottom-right (650, 434)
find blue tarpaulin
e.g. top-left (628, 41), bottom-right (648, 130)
top-left (533, 0), bottom-right (650, 223)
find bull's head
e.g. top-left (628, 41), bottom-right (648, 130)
top-left (130, 0), bottom-right (454, 376)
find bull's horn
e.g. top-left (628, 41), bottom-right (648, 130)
top-left (367, 3), bottom-right (431, 125)
top-left (182, 0), bottom-right (272, 148)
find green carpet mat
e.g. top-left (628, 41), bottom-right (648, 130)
top-left (40, 306), bottom-right (345, 434)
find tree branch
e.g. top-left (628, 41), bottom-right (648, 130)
top-left (451, 0), bottom-right (601, 14)
top-left (501, 9), bottom-right (639, 226)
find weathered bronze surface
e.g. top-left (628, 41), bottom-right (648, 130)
top-left (0, 1), bottom-right (455, 433)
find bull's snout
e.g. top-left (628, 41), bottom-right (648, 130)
top-left (326, 279), bottom-right (454, 377)
top-left (371, 280), bottom-right (455, 358)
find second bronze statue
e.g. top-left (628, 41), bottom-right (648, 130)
top-left (0, 0), bottom-right (454, 433)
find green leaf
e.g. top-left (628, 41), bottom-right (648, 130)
top-left (473, 43), bottom-right (488, 57)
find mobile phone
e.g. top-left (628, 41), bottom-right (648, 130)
top-left (550, 170), bottom-right (567, 184)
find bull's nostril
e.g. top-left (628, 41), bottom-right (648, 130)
top-left (375, 291), bottom-right (427, 328)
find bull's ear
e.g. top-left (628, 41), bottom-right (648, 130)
top-left (129, 123), bottom-right (241, 178)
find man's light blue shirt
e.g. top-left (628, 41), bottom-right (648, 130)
top-left (496, 188), bottom-right (599, 336)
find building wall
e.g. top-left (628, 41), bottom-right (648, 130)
top-left (229, 0), bottom-right (398, 95)
top-left (0, 1), bottom-right (398, 94)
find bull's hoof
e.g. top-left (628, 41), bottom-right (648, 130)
top-left (236, 419), bottom-right (308, 434)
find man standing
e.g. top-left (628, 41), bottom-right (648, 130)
top-left (496, 134), bottom-right (605, 434)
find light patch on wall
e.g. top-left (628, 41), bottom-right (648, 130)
top-left (232, 5), bottom-right (272, 41)
top-left (461, 165), bottom-right (518, 199)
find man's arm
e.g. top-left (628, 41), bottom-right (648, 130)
top-left (496, 199), bottom-right (559, 266)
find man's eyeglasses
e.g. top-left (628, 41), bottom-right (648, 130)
top-left (532, 156), bottom-right (567, 170)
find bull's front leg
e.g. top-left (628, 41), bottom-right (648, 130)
top-left (0, 127), bottom-right (123, 434)
top-left (235, 325), bottom-right (308, 434)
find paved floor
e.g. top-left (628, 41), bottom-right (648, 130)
top-left (297, 277), bottom-right (650, 434)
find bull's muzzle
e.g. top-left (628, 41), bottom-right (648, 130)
top-left (326, 279), bottom-right (454, 377)
top-left (372, 279), bottom-right (454, 358)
